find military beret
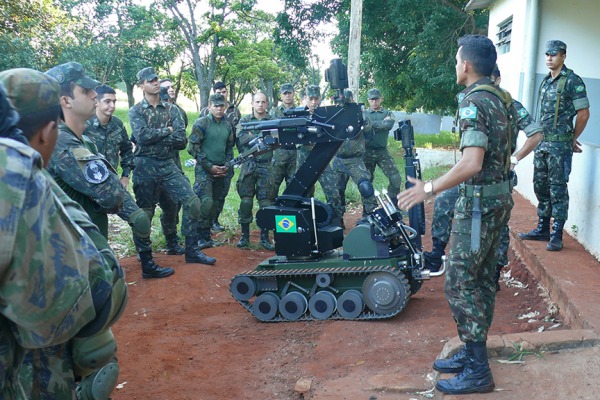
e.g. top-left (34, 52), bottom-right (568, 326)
top-left (0, 68), bottom-right (60, 116)
top-left (305, 85), bottom-right (320, 98)
top-left (367, 88), bottom-right (382, 99)
top-left (209, 93), bottom-right (226, 106)
top-left (280, 83), bottom-right (294, 94)
top-left (45, 62), bottom-right (99, 90)
top-left (136, 67), bottom-right (159, 83)
top-left (546, 40), bottom-right (567, 56)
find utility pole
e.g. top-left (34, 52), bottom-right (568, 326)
top-left (348, 0), bottom-right (362, 99)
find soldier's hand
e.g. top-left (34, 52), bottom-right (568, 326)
top-left (397, 176), bottom-right (427, 210)
top-left (573, 139), bottom-right (583, 153)
top-left (120, 176), bottom-right (130, 188)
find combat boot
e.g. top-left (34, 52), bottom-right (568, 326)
top-left (197, 228), bottom-right (215, 250)
top-left (259, 228), bottom-right (275, 251)
top-left (494, 264), bottom-right (504, 291)
top-left (165, 233), bottom-right (185, 255)
top-left (433, 344), bottom-right (469, 373)
top-left (184, 236), bottom-right (216, 265)
top-left (212, 219), bottom-right (225, 232)
top-left (423, 237), bottom-right (447, 272)
top-left (435, 341), bottom-right (495, 395)
top-left (140, 251), bottom-right (175, 279)
top-left (547, 219), bottom-right (565, 251)
top-left (518, 217), bottom-right (550, 241)
top-left (237, 223), bottom-right (250, 248)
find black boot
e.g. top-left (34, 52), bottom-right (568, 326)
top-left (140, 251), bottom-right (175, 279)
top-left (212, 219), bottom-right (225, 232)
top-left (237, 223), bottom-right (250, 248)
top-left (518, 217), bottom-right (550, 241)
top-left (184, 236), bottom-right (216, 265)
top-left (424, 237), bottom-right (447, 272)
top-left (165, 233), bottom-right (185, 255)
top-left (433, 344), bottom-right (469, 373)
top-left (198, 228), bottom-right (215, 250)
top-left (494, 264), bottom-right (504, 291)
top-left (259, 229), bottom-right (275, 251)
top-left (435, 341), bottom-right (495, 395)
top-left (547, 219), bottom-right (565, 251)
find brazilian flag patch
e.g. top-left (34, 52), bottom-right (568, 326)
top-left (460, 106), bottom-right (478, 120)
top-left (576, 85), bottom-right (585, 93)
top-left (518, 108), bottom-right (528, 118)
top-left (275, 215), bottom-right (297, 233)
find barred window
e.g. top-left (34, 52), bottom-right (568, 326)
top-left (496, 16), bottom-right (512, 54)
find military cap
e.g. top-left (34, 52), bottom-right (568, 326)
top-left (209, 93), bottom-right (226, 106)
top-left (0, 68), bottom-right (60, 116)
top-left (45, 62), bottom-right (99, 90)
top-left (280, 83), bottom-right (294, 94)
top-left (545, 40), bottom-right (567, 55)
top-left (367, 88), bottom-right (382, 99)
top-left (136, 67), bottom-right (159, 83)
top-left (305, 85), bottom-right (320, 98)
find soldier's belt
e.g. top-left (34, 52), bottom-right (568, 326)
top-left (336, 152), bottom-right (362, 159)
top-left (459, 181), bottom-right (510, 197)
top-left (543, 133), bottom-right (573, 142)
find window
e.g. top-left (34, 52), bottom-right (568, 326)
top-left (496, 16), bottom-right (512, 54)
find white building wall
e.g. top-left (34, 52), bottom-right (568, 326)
top-left (487, 0), bottom-right (600, 259)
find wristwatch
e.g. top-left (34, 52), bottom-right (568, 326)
top-left (424, 181), bottom-right (434, 196)
top-left (510, 155), bottom-right (519, 165)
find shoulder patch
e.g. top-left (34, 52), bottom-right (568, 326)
top-left (83, 160), bottom-right (110, 184)
top-left (576, 85), bottom-right (585, 93)
top-left (518, 108), bottom-right (528, 118)
top-left (460, 106), bottom-right (478, 120)
top-left (71, 147), bottom-right (96, 161)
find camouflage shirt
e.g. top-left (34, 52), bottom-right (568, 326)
top-left (129, 97), bottom-right (187, 159)
top-left (188, 113), bottom-right (235, 170)
top-left (1, 138), bottom-right (99, 398)
top-left (237, 113), bottom-right (274, 163)
top-left (364, 108), bottom-right (395, 150)
top-left (269, 104), bottom-right (294, 119)
top-left (84, 115), bottom-right (134, 178)
top-left (537, 65), bottom-right (589, 135)
top-left (200, 103), bottom-right (242, 133)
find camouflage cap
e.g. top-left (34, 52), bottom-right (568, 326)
top-left (209, 93), bottom-right (226, 106)
top-left (45, 62), bottom-right (99, 90)
top-left (280, 83), bottom-right (294, 94)
top-left (367, 88), bottom-right (382, 99)
top-left (136, 67), bottom-right (159, 83)
top-left (0, 68), bottom-right (60, 116)
top-left (305, 85), bottom-right (320, 98)
top-left (545, 40), bottom-right (567, 55)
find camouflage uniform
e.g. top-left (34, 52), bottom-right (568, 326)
top-left (236, 113), bottom-right (274, 225)
top-left (533, 65), bottom-right (589, 221)
top-left (188, 108), bottom-right (234, 230)
top-left (364, 100), bottom-right (401, 201)
top-left (445, 77), bottom-right (514, 343)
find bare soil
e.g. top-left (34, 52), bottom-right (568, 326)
top-left (111, 200), bottom-right (564, 400)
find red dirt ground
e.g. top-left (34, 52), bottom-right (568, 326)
top-left (110, 200), bottom-right (564, 400)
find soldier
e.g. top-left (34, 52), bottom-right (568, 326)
top-left (0, 69), bottom-right (127, 400)
top-left (129, 67), bottom-right (216, 267)
top-left (199, 81), bottom-right (242, 232)
top-left (398, 35), bottom-right (514, 394)
top-left (236, 91), bottom-right (275, 250)
top-left (269, 83), bottom-right (298, 200)
top-left (364, 88), bottom-right (401, 208)
top-left (519, 40), bottom-right (590, 251)
top-left (188, 93), bottom-right (235, 250)
top-left (424, 65), bottom-right (543, 291)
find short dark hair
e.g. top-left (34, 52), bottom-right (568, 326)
top-left (457, 35), bottom-right (497, 77)
top-left (159, 78), bottom-right (172, 84)
top-left (95, 84), bottom-right (116, 100)
top-left (213, 81), bottom-right (226, 92)
top-left (58, 81), bottom-right (75, 98)
top-left (17, 106), bottom-right (61, 139)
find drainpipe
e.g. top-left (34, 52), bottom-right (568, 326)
top-left (522, 0), bottom-right (540, 112)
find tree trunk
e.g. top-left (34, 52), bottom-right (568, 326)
top-left (126, 81), bottom-right (135, 108)
top-left (348, 0), bottom-right (363, 99)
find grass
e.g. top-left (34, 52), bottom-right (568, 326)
top-left (107, 107), bottom-right (455, 256)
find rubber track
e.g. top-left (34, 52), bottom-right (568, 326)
top-left (230, 264), bottom-right (411, 322)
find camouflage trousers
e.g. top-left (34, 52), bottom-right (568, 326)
top-left (158, 156), bottom-right (184, 238)
top-left (332, 156), bottom-right (377, 215)
top-left (533, 142), bottom-right (572, 220)
top-left (194, 167), bottom-right (227, 230)
top-left (445, 194), bottom-right (513, 343)
top-left (132, 157), bottom-right (200, 239)
top-left (117, 190), bottom-right (153, 253)
top-left (236, 161), bottom-right (273, 224)
top-left (431, 185), bottom-right (512, 266)
top-left (214, 164), bottom-right (234, 220)
top-left (270, 147), bottom-right (297, 200)
top-left (19, 344), bottom-right (77, 400)
top-left (364, 147), bottom-right (402, 200)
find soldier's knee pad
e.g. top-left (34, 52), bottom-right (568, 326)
top-left (129, 208), bottom-right (151, 238)
top-left (389, 172), bottom-right (402, 189)
top-left (76, 361), bottom-right (119, 400)
top-left (71, 329), bottom-right (117, 378)
top-left (141, 207), bottom-right (155, 222)
top-left (186, 195), bottom-right (202, 220)
top-left (200, 197), bottom-right (214, 217)
top-left (357, 179), bottom-right (374, 198)
top-left (239, 197), bottom-right (253, 215)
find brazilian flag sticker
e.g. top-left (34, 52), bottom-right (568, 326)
top-left (276, 215), bottom-right (297, 233)
top-left (460, 106), bottom-right (478, 120)
top-left (576, 85), bottom-right (585, 93)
